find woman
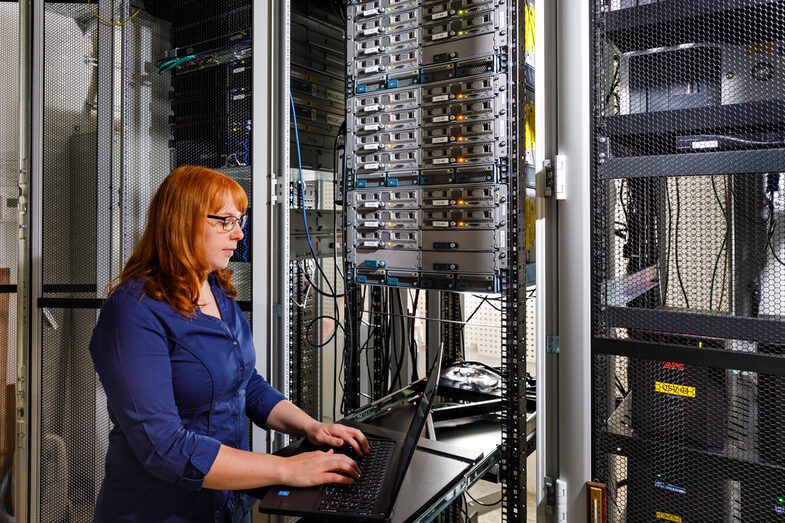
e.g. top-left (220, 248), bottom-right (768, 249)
top-left (89, 165), bottom-right (368, 522)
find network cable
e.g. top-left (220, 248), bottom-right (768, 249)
top-left (290, 91), bottom-right (345, 351)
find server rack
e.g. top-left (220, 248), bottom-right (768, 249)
top-left (591, 1), bottom-right (785, 522)
top-left (340, 0), bottom-right (535, 520)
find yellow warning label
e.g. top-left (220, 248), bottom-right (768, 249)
top-left (656, 511), bottom-right (682, 522)
top-left (525, 103), bottom-right (535, 152)
top-left (302, 74), bottom-right (320, 84)
top-left (303, 100), bottom-right (320, 108)
top-left (655, 381), bottom-right (696, 398)
top-left (746, 42), bottom-right (772, 55)
top-left (524, 4), bottom-right (535, 52)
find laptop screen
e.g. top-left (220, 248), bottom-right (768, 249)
top-left (387, 344), bottom-right (444, 500)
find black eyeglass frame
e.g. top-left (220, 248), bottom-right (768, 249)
top-left (206, 214), bottom-right (248, 232)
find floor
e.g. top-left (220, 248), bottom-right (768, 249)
top-left (470, 450), bottom-right (537, 523)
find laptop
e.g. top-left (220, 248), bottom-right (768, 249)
top-left (254, 345), bottom-right (444, 522)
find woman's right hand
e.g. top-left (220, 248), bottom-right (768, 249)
top-left (278, 449), bottom-right (360, 487)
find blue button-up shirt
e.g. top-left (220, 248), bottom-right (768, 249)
top-left (89, 275), bottom-right (286, 522)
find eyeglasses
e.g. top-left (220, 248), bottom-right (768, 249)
top-left (206, 214), bottom-right (248, 232)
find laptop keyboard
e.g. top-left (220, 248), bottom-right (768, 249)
top-left (318, 438), bottom-right (395, 515)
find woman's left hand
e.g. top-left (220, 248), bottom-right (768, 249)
top-left (306, 422), bottom-right (370, 456)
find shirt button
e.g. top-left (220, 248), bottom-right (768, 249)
top-left (232, 340), bottom-right (238, 346)
top-left (235, 415), bottom-right (241, 421)
top-left (234, 391), bottom-right (240, 397)
top-left (239, 364), bottom-right (245, 370)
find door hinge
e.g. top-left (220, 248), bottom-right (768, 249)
top-left (16, 375), bottom-right (25, 448)
top-left (556, 479), bottom-right (568, 521)
top-left (547, 335), bottom-right (559, 353)
top-left (542, 156), bottom-right (566, 200)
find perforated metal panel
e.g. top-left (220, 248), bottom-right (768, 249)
top-left (0, 0), bottom-right (19, 493)
top-left (36, 2), bottom-right (253, 521)
top-left (592, 1), bottom-right (785, 521)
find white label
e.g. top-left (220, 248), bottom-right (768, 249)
top-left (432, 11), bottom-right (449, 20)
top-left (362, 221), bottom-right (381, 228)
top-left (361, 104), bottom-right (382, 113)
top-left (432, 199), bottom-right (450, 206)
top-left (363, 46), bottom-right (384, 55)
top-left (361, 143), bottom-right (383, 151)
top-left (232, 94), bottom-right (246, 101)
top-left (432, 31), bottom-right (450, 40)
top-left (362, 240), bottom-right (381, 247)
top-left (361, 124), bottom-right (382, 132)
top-left (432, 115), bottom-right (450, 123)
top-left (361, 7), bottom-right (382, 17)
top-left (362, 65), bottom-right (384, 74)
top-left (432, 94), bottom-right (450, 102)
top-left (362, 27), bottom-right (384, 36)
top-left (363, 162), bottom-right (384, 170)
top-left (433, 158), bottom-right (450, 164)
top-left (232, 67), bottom-right (246, 74)
top-left (431, 137), bottom-right (449, 144)
top-left (692, 140), bottom-right (719, 149)
top-left (433, 221), bottom-right (450, 227)
top-left (362, 201), bottom-right (382, 208)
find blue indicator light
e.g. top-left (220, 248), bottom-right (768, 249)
top-left (277, 490), bottom-right (289, 496)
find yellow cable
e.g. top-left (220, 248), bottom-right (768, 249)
top-left (88, 0), bottom-right (143, 27)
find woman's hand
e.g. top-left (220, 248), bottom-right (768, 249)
top-left (306, 421), bottom-right (370, 456)
top-left (279, 449), bottom-right (360, 487)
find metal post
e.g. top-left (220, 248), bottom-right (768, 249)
top-left (535, 0), bottom-right (559, 520)
top-left (251, 0), bottom-right (275, 454)
top-left (556, 0), bottom-right (592, 520)
top-left (271, 0), bottom-right (291, 452)
top-left (15, 0), bottom-right (35, 520)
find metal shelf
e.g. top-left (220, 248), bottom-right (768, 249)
top-left (602, 100), bottom-right (785, 136)
top-left (598, 306), bottom-right (785, 345)
top-left (599, 148), bottom-right (785, 179)
top-left (605, 0), bottom-right (785, 52)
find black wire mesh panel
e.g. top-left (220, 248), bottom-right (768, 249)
top-left (592, 1), bottom-right (785, 522)
top-left (594, 353), bottom-right (785, 523)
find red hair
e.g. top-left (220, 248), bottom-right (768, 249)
top-left (108, 165), bottom-right (248, 316)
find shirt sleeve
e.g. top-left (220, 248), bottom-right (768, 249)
top-left (245, 371), bottom-right (286, 428)
top-left (89, 295), bottom-right (222, 491)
